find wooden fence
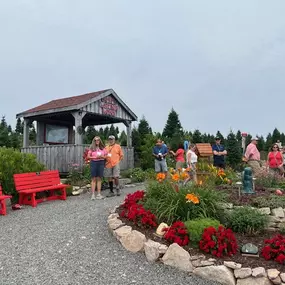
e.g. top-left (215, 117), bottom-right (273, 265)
top-left (21, 145), bottom-right (134, 173)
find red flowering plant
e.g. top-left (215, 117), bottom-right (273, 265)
top-left (162, 221), bottom-right (189, 246)
top-left (120, 191), bottom-right (157, 228)
top-left (83, 148), bottom-right (90, 164)
top-left (261, 234), bottom-right (285, 264)
top-left (199, 226), bottom-right (238, 258)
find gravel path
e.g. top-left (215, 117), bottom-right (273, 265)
top-left (0, 186), bottom-right (221, 285)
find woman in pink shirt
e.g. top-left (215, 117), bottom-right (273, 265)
top-left (170, 144), bottom-right (185, 170)
top-left (87, 136), bottom-right (107, 200)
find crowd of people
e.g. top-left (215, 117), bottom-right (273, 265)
top-left (152, 137), bottom-right (285, 182)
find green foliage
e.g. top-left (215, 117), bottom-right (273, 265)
top-left (122, 168), bottom-right (156, 182)
top-left (66, 185), bottom-right (73, 196)
top-left (162, 108), bottom-right (183, 139)
top-left (138, 116), bottom-right (152, 137)
top-left (226, 131), bottom-right (242, 168)
top-left (254, 170), bottom-right (284, 188)
top-left (252, 195), bottom-right (285, 209)
top-left (0, 147), bottom-right (45, 200)
top-left (185, 218), bottom-right (221, 246)
top-left (143, 181), bottom-right (227, 224)
top-left (119, 130), bottom-right (127, 146)
top-left (140, 134), bottom-right (158, 170)
top-left (192, 129), bottom-right (202, 143)
top-left (67, 164), bottom-right (91, 186)
top-left (257, 135), bottom-right (266, 152)
top-left (228, 207), bottom-right (268, 235)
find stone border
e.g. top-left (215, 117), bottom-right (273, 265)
top-left (108, 207), bottom-right (285, 285)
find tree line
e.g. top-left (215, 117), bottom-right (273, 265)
top-left (0, 109), bottom-right (284, 169)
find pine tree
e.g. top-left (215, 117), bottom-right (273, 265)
top-left (115, 126), bottom-right (120, 137)
top-left (15, 118), bottom-right (23, 134)
top-left (192, 129), bottom-right (202, 143)
top-left (103, 126), bottom-right (110, 140)
top-left (245, 134), bottom-right (252, 146)
top-left (272, 128), bottom-right (281, 144)
top-left (138, 116), bottom-right (152, 137)
top-left (216, 131), bottom-right (224, 142)
top-left (109, 124), bottom-right (116, 137)
top-left (84, 126), bottom-right (97, 144)
top-left (119, 130), bottom-right (127, 146)
top-left (131, 127), bottom-right (141, 153)
top-left (257, 135), bottom-right (265, 151)
top-left (162, 108), bottom-right (183, 139)
top-left (0, 116), bottom-right (8, 129)
top-left (265, 133), bottom-right (273, 151)
top-left (98, 127), bottom-right (104, 138)
top-left (226, 131), bottom-right (241, 168)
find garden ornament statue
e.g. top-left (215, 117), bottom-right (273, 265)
top-left (242, 167), bottom-right (255, 194)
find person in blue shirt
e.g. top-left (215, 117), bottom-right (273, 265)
top-left (153, 139), bottom-right (168, 173)
top-left (212, 137), bottom-right (227, 169)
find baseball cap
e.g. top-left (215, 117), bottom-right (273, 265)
top-left (108, 135), bottom-right (115, 140)
top-left (215, 137), bottom-right (221, 140)
top-left (251, 137), bottom-right (259, 141)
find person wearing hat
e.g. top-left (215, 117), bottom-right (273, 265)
top-left (212, 137), bottom-right (227, 169)
top-left (244, 137), bottom-right (261, 175)
top-left (104, 135), bottom-right (124, 197)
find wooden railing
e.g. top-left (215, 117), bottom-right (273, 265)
top-left (21, 145), bottom-right (134, 173)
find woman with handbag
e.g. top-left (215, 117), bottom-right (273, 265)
top-left (266, 143), bottom-right (284, 175)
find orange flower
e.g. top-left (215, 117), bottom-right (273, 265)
top-left (185, 193), bottom-right (200, 204)
top-left (177, 168), bottom-right (182, 172)
top-left (181, 172), bottom-right (189, 180)
top-left (156, 173), bottom-right (166, 182)
top-left (185, 167), bottom-right (191, 172)
top-left (171, 173), bottom-right (180, 182)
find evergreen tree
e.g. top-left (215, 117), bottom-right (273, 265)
top-left (245, 134), bottom-right (252, 146)
top-left (272, 128), bottom-right (281, 144)
top-left (119, 130), bottom-right (127, 146)
top-left (29, 123), bottom-right (36, 145)
top-left (98, 127), bottom-right (104, 138)
top-left (0, 116), bottom-right (8, 129)
top-left (109, 124), bottom-right (116, 137)
top-left (257, 135), bottom-right (265, 151)
top-left (216, 131), bottom-right (224, 143)
top-left (226, 131), bottom-right (241, 168)
top-left (265, 133), bottom-right (273, 151)
top-left (162, 108), bottom-right (183, 139)
top-left (192, 129), bottom-right (202, 143)
top-left (131, 127), bottom-right (141, 153)
top-left (138, 116), bottom-right (152, 137)
top-left (84, 126), bottom-right (97, 144)
top-left (103, 126), bottom-right (110, 140)
top-left (15, 118), bottom-right (23, 134)
top-left (115, 126), bottom-right (120, 137)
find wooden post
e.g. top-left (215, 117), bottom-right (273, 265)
top-left (23, 118), bottom-right (30, 147)
top-left (125, 121), bottom-right (132, 147)
top-left (72, 111), bottom-right (86, 145)
top-left (36, 121), bottom-right (45, 145)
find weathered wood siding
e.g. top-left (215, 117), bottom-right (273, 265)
top-left (21, 145), bottom-right (134, 173)
top-left (82, 95), bottom-right (133, 121)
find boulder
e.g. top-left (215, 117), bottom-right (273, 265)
top-left (280, 273), bottom-right (285, 282)
top-left (120, 230), bottom-right (147, 253)
top-left (162, 243), bottom-right (193, 272)
top-left (113, 225), bottom-right (132, 240)
top-left (108, 213), bottom-right (119, 220)
top-left (257, 208), bottom-right (271, 215)
top-left (193, 265), bottom-right (235, 285)
top-left (272, 207), bottom-right (285, 218)
top-left (144, 240), bottom-right (162, 262)
top-left (234, 268), bottom-right (252, 279)
top-left (271, 276), bottom-right (282, 285)
top-left (252, 267), bottom-right (266, 278)
top-left (267, 269), bottom-right (280, 280)
top-left (224, 261), bottom-right (242, 269)
top-left (108, 218), bottom-right (124, 230)
top-left (237, 277), bottom-right (272, 285)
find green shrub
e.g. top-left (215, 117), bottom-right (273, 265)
top-left (255, 169), bottom-right (285, 188)
top-left (67, 163), bottom-right (92, 186)
top-left (228, 206), bottom-right (269, 235)
top-left (0, 147), bottom-right (45, 201)
top-left (184, 218), bottom-right (221, 246)
top-left (119, 168), bottom-right (156, 183)
top-left (252, 195), bottom-right (285, 209)
top-left (143, 181), bottom-right (227, 224)
top-left (66, 185), bottom-right (73, 196)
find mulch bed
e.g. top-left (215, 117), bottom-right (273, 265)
top-left (117, 207), bottom-right (284, 272)
top-left (216, 185), bottom-right (275, 206)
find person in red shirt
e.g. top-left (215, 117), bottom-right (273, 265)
top-left (170, 144), bottom-right (185, 170)
top-left (267, 143), bottom-right (284, 175)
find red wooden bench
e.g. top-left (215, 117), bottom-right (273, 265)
top-left (0, 185), bottom-right (12, 215)
top-left (13, 170), bottom-right (69, 208)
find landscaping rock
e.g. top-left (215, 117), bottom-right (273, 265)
top-left (162, 243), bottom-right (193, 272)
top-left (269, 216), bottom-right (283, 223)
top-left (224, 261), bottom-right (242, 269)
top-left (193, 265), bottom-right (235, 285)
top-left (234, 268), bottom-right (252, 279)
top-left (200, 260), bottom-right (215, 267)
top-left (217, 203), bottom-right (233, 209)
top-left (271, 276), bottom-right (282, 285)
top-left (257, 207), bottom-right (271, 215)
top-left (252, 267), bottom-right (266, 278)
top-left (120, 230), bottom-right (147, 253)
top-left (267, 269), bottom-right (280, 280)
top-left (155, 223), bottom-right (168, 237)
top-left (237, 277), bottom-right (272, 285)
top-left (280, 273), bottom-right (285, 282)
top-left (113, 225), bottom-right (132, 240)
top-left (158, 244), bottom-right (168, 254)
top-left (108, 213), bottom-right (119, 220)
top-left (190, 254), bottom-right (205, 261)
top-left (241, 243), bottom-right (258, 254)
top-left (144, 240), bottom-right (162, 262)
top-left (272, 207), bottom-right (285, 218)
top-left (107, 218), bottom-right (124, 230)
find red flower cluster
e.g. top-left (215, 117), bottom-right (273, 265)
top-left (261, 234), bottom-right (285, 264)
top-left (199, 226), bottom-right (238, 258)
top-left (120, 191), bottom-right (157, 228)
top-left (163, 221), bottom-right (189, 246)
top-left (83, 148), bottom-right (90, 164)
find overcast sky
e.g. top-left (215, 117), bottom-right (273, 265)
top-left (1, 0), bottom-right (285, 137)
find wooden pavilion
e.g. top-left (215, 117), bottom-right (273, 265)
top-left (16, 89), bottom-right (137, 173)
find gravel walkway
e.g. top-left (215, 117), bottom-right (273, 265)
top-left (0, 185), bottom-right (221, 285)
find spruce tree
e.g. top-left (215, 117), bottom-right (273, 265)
top-left (216, 131), bottom-right (224, 142)
top-left (257, 135), bottom-right (265, 151)
top-left (15, 118), bottom-right (23, 134)
top-left (138, 116), bottom-right (152, 137)
top-left (226, 131), bottom-right (241, 168)
top-left (84, 126), bottom-right (97, 144)
top-left (265, 133), bottom-right (273, 151)
top-left (119, 130), bottom-right (127, 146)
top-left (103, 126), bottom-right (110, 140)
top-left (272, 128), bottom-right (281, 144)
top-left (162, 108), bottom-right (183, 139)
top-left (109, 124), bottom-right (116, 136)
top-left (192, 129), bottom-right (202, 143)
